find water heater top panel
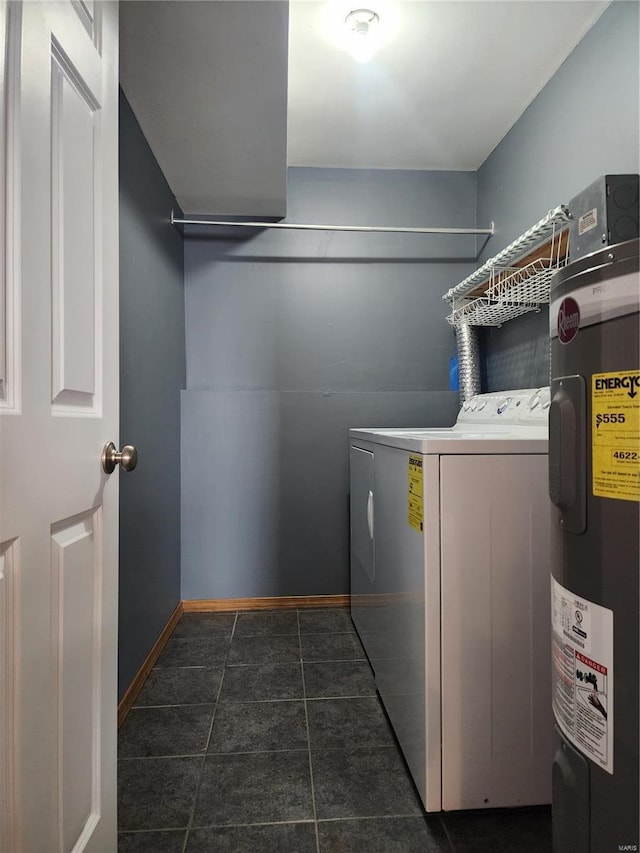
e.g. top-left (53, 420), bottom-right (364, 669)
top-left (568, 174), bottom-right (639, 263)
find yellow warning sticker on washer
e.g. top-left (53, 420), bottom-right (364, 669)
top-left (592, 370), bottom-right (640, 502)
top-left (408, 455), bottom-right (424, 533)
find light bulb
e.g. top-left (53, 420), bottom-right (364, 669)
top-left (344, 8), bottom-right (380, 63)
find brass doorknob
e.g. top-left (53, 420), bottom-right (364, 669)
top-left (102, 442), bottom-right (138, 474)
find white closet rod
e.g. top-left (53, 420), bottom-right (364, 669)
top-left (170, 210), bottom-right (494, 236)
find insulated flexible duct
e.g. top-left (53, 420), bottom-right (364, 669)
top-left (455, 322), bottom-right (481, 403)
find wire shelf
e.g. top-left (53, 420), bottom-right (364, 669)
top-left (443, 205), bottom-right (571, 305)
top-left (446, 298), bottom-right (541, 328)
top-left (445, 214), bottom-right (571, 328)
top-left (486, 258), bottom-right (561, 303)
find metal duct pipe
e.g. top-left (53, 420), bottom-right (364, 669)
top-left (455, 322), bottom-right (481, 403)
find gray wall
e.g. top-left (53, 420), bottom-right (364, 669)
top-left (119, 92), bottom-right (186, 698)
top-left (477, 0), bottom-right (640, 391)
top-left (181, 168), bottom-right (476, 599)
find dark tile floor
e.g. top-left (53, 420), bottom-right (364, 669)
top-left (118, 608), bottom-right (552, 852)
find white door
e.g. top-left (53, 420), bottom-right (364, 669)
top-left (0, 1), bottom-right (119, 850)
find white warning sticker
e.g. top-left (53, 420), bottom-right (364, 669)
top-left (578, 206), bottom-right (598, 235)
top-left (551, 578), bottom-right (614, 774)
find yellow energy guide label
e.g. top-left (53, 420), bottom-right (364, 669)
top-left (592, 370), bottom-right (640, 502)
top-left (408, 455), bottom-right (424, 533)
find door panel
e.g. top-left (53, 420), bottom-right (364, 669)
top-left (0, 537), bottom-right (18, 853)
top-left (0, 0), bottom-right (19, 413)
top-left (0, 1), bottom-right (6, 397)
top-left (51, 49), bottom-right (98, 408)
top-left (51, 510), bottom-right (102, 852)
top-left (0, 2), bottom-right (119, 850)
top-left (70, 0), bottom-right (96, 42)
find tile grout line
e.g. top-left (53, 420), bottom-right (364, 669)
top-left (298, 610), bottom-right (321, 853)
top-left (118, 812), bottom-right (428, 835)
top-left (120, 825), bottom-right (191, 836)
top-left (131, 701), bottom-right (221, 711)
top-left (226, 657), bottom-right (368, 667)
top-left (438, 813), bottom-right (457, 853)
top-left (119, 743), bottom-right (405, 761)
top-left (179, 612), bottom-right (238, 853)
top-left (317, 813), bottom-right (428, 823)
top-left (119, 747), bottom-right (312, 761)
top-left (133, 692), bottom-right (377, 710)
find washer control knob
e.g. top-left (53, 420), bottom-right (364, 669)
top-left (497, 397), bottom-right (512, 415)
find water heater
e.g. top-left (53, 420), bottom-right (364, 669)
top-left (549, 238), bottom-right (639, 852)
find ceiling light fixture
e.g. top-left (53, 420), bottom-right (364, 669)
top-left (344, 7), bottom-right (380, 63)
top-left (345, 8), bottom-right (380, 37)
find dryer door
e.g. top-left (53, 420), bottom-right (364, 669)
top-left (350, 446), bottom-right (375, 639)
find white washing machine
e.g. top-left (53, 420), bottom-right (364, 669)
top-left (349, 388), bottom-right (556, 813)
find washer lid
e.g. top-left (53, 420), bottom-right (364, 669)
top-left (350, 388), bottom-right (550, 452)
top-left (349, 427), bottom-right (548, 454)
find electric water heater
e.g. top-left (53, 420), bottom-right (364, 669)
top-left (549, 238), bottom-right (639, 853)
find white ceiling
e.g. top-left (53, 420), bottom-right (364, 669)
top-left (120, 0), bottom-right (609, 215)
top-left (287, 0), bottom-right (609, 171)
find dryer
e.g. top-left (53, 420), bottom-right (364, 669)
top-left (349, 388), bottom-right (556, 812)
